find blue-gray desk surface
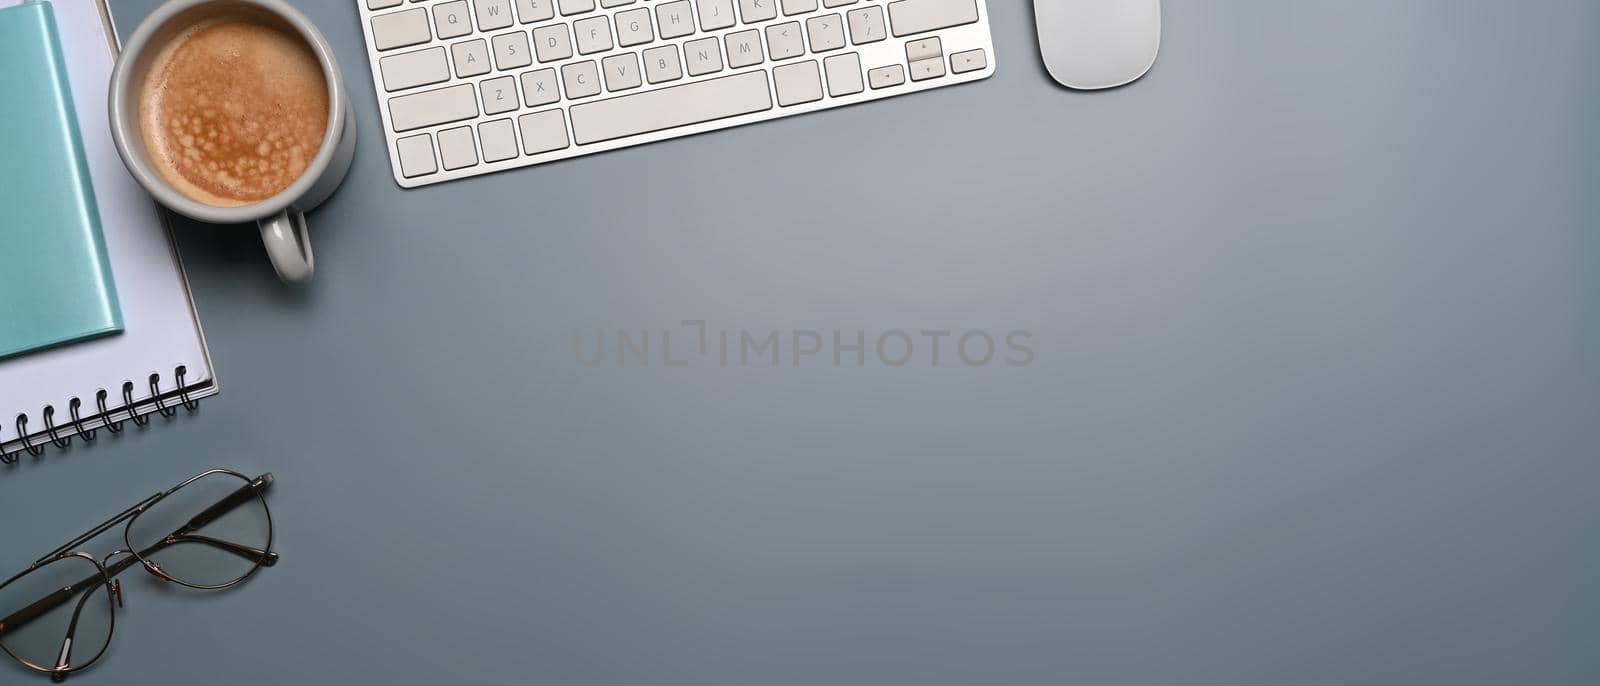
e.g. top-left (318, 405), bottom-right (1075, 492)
top-left (2, 1), bottom-right (1596, 684)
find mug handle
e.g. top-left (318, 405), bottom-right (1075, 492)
top-left (258, 209), bottom-right (315, 284)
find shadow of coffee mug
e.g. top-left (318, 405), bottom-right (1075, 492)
top-left (108, 0), bottom-right (355, 285)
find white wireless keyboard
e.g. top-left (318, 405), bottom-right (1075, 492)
top-left (357, 0), bottom-right (995, 187)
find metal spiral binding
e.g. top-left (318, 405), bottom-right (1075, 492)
top-left (149, 373), bottom-right (176, 418)
top-left (123, 382), bottom-right (150, 427)
top-left (42, 406), bottom-right (72, 450)
top-left (69, 397), bottom-right (96, 442)
top-left (95, 389), bottom-right (123, 434)
top-left (12, 415), bottom-right (44, 458)
top-left (1, 365), bottom-right (202, 464)
top-left (175, 365), bottom-right (201, 411)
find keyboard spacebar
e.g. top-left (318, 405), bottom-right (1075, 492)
top-left (569, 71), bottom-right (773, 145)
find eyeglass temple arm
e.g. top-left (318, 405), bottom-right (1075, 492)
top-left (174, 473), bottom-right (273, 538)
top-left (161, 534), bottom-right (278, 568)
top-left (51, 579), bottom-right (109, 682)
top-left (0, 586), bottom-right (73, 641)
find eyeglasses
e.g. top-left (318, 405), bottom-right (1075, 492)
top-left (0, 469), bottom-right (276, 682)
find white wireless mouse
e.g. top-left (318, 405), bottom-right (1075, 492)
top-left (1035, 0), bottom-right (1162, 90)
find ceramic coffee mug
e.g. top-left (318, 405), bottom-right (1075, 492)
top-left (108, 0), bottom-right (355, 284)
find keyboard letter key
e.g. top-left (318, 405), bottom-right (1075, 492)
top-left (656, 1), bottom-right (695, 39)
top-left (698, 0), bottom-right (737, 31)
top-left (574, 16), bottom-right (613, 54)
top-left (562, 60), bottom-right (603, 99)
top-left (558, 0), bottom-right (596, 15)
top-left (739, 0), bottom-right (777, 23)
top-left (684, 37), bottom-right (724, 76)
top-left (603, 53), bottom-right (643, 91)
top-left (493, 31), bottom-right (534, 70)
top-left (533, 24), bottom-right (574, 61)
top-left (781, 0), bottom-right (817, 16)
top-left (452, 39), bottom-right (492, 78)
top-left (434, 2), bottom-right (473, 39)
top-left (521, 68), bottom-right (560, 106)
top-left (517, 0), bottom-right (556, 23)
top-left (643, 45), bottom-right (683, 83)
top-left (725, 30), bottom-right (764, 68)
top-left (615, 8), bottom-right (655, 46)
top-left (481, 75), bottom-right (521, 114)
top-left (475, 0), bottom-right (516, 31)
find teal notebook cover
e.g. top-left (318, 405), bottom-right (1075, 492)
top-left (0, 1), bottom-right (123, 360)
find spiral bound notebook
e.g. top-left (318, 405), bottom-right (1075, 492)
top-left (1, 0), bottom-right (217, 463)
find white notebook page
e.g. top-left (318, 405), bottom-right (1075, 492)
top-left (1, 0), bottom-right (215, 450)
